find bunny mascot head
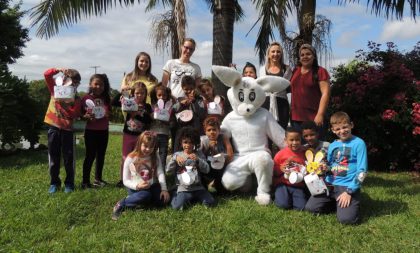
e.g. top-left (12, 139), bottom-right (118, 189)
top-left (212, 65), bottom-right (289, 205)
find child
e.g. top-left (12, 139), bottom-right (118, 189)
top-left (43, 68), bottom-right (82, 193)
top-left (121, 51), bottom-right (158, 104)
top-left (242, 62), bottom-right (258, 79)
top-left (302, 120), bottom-right (330, 155)
top-left (150, 83), bottom-right (175, 169)
top-left (112, 131), bottom-right (170, 220)
top-left (117, 82), bottom-right (153, 187)
top-left (166, 127), bottom-right (215, 210)
top-left (200, 116), bottom-right (234, 193)
top-left (81, 74), bottom-right (111, 189)
top-left (305, 112), bottom-right (368, 224)
top-left (273, 127), bottom-right (307, 210)
top-left (198, 78), bottom-right (225, 118)
top-left (171, 76), bottom-right (206, 151)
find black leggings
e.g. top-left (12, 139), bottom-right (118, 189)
top-left (262, 96), bottom-right (289, 129)
top-left (82, 129), bottom-right (109, 183)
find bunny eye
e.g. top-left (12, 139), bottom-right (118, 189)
top-left (249, 92), bottom-right (256, 102)
top-left (238, 91), bottom-right (244, 102)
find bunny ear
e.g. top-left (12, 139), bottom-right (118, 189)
top-left (214, 95), bottom-right (221, 104)
top-left (305, 149), bottom-right (314, 162)
top-left (55, 76), bottom-right (64, 86)
top-left (314, 151), bottom-right (324, 163)
top-left (165, 99), bottom-right (173, 109)
top-left (85, 99), bottom-right (95, 108)
top-left (157, 99), bottom-right (164, 109)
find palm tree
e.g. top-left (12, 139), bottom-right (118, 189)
top-left (252, 0), bottom-right (331, 65)
top-left (147, 0), bottom-right (187, 59)
top-left (30, 1), bottom-right (141, 39)
top-left (30, 0), bottom-right (243, 99)
top-left (252, 0), bottom-right (420, 65)
top-left (204, 0), bottom-right (243, 99)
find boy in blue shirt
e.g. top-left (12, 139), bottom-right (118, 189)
top-left (305, 112), bottom-right (367, 224)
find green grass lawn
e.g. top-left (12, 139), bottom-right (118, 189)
top-left (0, 133), bottom-right (419, 252)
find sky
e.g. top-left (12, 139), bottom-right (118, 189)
top-left (9, 0), bottom-right (420, 92)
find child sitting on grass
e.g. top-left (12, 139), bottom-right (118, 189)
top-left (199, 116), bottom-right (233, 193)
top-left (273, 126), bottom-right (307, 210)
top-left (166, 127), bottom-right (215, 210)
top-left (112, 131), bottom-right (170, 220)
top-left (305, 111), bottom-right (368, 224)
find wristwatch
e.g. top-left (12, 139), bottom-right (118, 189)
top-left (346, 188), bottom-right (353, 195)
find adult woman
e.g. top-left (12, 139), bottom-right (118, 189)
top-left (259, 42), bottom-right (292, 129)
top-left (290, 44), bottom-right (330, 134)
top-left (161, 38), bottom-right (202, 98)
top-left (121, 52), bottom-right (158, 103)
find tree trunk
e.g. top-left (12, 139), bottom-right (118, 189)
top-left (211, 0), bottom-right (235, 111)
top-left (294, 0), bottom-right (316, 63)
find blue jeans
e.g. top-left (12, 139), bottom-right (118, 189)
top-left (171, 189), bottom-right (216, 210)
top-left (120, 183), bottom-right (165, 208)
top-left (305, 185), bottom-right (361, 224)
top-left (274, 184), bottom-right (308, 210)
top-left (156, 134), bottom-right (169, 169)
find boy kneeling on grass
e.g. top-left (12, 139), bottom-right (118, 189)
top-left (305, 111), bottom-right (368, 224)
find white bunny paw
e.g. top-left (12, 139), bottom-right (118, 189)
top-left (255, 193), bottom-right (271, 206)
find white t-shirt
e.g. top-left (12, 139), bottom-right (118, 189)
top-left (163, 59), bottom-right (202, 98)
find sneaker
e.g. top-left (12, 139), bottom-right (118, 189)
top-left (81, 182), bottom-right (93, 189)
top-left (93, 180), bottom-right (108, 187)
top-left (111, 202), bottom-right (123, 220)
top-left (116, 180), bottom-right (124, 188)
top-left (48, 185), bottom-right (59, 194)
top-left (64, 185), bottom-right (74, 193)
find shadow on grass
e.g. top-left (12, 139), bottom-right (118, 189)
top-left (0, 135), bottom-right (86, 170)
top-left (0, 148), bottom-right (48, 169)
top-left (360, 192), bottom-right (408, 222)
top-left (364, 174), bottom-right (406, 188)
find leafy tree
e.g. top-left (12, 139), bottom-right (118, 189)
top-left (30, 0), bottom-right (243, 100)
top-left (0, 1), bottom-right (38, 151)
top-left (0, 0), bottom-right (29, 65)
top-left (0, 66), bottom-right (41, 149)
top-left (28, 79), bottom-right (50, 109)
top-left (252, 0), bottom-right (420, 65)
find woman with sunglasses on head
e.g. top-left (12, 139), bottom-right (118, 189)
top-left (161, 38), bottom-right (202, 99)
top-left (259, 42), bottom-right (292, 130)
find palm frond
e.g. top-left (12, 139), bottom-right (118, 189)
top-left (338, 0), bottom-right (420, 20)
top-left (29, 0), bottom-right (141, 39)
top-left (149, 10), bottom-right (175, 56)
top-left (145, 0), bottom-right (173, 12)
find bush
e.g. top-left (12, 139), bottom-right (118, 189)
top-left (330, 41), bottom-right (420, 172)
top-left (0, 66), bottom-right (42, 149)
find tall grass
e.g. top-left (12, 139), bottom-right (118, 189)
top-left (0, 133), bottom-right (419, 252)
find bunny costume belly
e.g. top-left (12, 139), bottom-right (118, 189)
top-left (221, 108), bottom-right (284, 204)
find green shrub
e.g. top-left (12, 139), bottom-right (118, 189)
top-left (0, 66), bottom-right (42, 149)
top-left (330, 41), bottom-right (420, 172)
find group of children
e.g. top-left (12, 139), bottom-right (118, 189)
top-left (43, 60), bottom-right (367, 224)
